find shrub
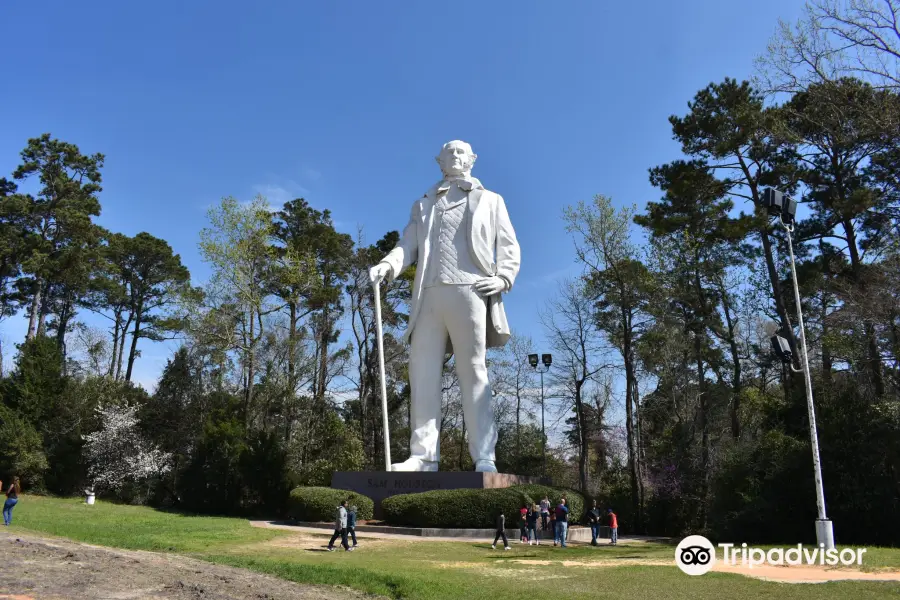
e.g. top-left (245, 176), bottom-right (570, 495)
top-left (382, 487), bottom-right (529, 528)
top-left (381, 485), bottom-right (586, 528)
top-left (287, 487), bottom-right (374, 522)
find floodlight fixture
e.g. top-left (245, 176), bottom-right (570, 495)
top-left (542, 353), bottom-right (552, 367)
top-left (762, 187), bottom-right (798, 225)
top-left (770, 334), bottom-right (793, 364)
top-left (528, 354), bottom-right (538, 368)
top-left (763, 188), bottom-right (784, 217)
top-left (782, 196), bottom-right (798, 225)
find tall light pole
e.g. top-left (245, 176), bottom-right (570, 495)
top-left (763, 188), bottom-right (835, 550)
top-left (528, 353), bottom-right (552, 477)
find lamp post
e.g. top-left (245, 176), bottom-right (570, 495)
top-left (763, 187), bottom-right (835, 550)
top-left (528, 353), bottom-right (552, 477)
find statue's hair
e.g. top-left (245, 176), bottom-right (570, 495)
top-left (435, 140), bottom-right (477, 175)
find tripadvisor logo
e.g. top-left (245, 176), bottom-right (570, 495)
top-left (675, 535), bottom-right (868, 576)
top-left (675, 535), bottom-right (716, 575)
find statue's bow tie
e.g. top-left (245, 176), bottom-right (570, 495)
top-left (436, 179), bottom-right (477, 195)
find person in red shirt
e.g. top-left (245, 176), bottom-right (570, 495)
top-left (607, 508), bottom-right (618, 545)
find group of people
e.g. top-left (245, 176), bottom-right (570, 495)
top-left (324, 494), bottom-right (619, 552)
top-left (493, 496), bottom-right (619, 550)
top-left (2, 477), bottom-right (20, 527)
top-left (327, 499), bottom-right (360, 552)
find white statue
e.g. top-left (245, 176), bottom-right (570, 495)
top-left (369, 140), bottom-right (521, 472)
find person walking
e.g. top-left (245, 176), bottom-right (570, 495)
top-left (588, 500), bottom-right (602, 546)
top-left (4, 477), bottom-right (20, 526)
top-left (539, 495), bottom-right (551, 531)
top-left (491, 509), bottom-right (511, 550)
top-left (347, 504), bottom-right (359, 548)
top-left (607, 508), bottom-right (618, 545)
top-left (327, 500), bottom-right (351, 551)
top-left (554, 498), bottom-right (569, 548)
top-left (526, 504), bottom-right (540, 545)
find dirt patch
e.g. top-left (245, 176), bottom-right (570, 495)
top-left (510, 558), bottom-right (672, 568)
top-left (431, 561), bottom-right (570, 580)
top-left (713, 563), bottom-right (900, 584)
top-left (508, 557), bottom-right (900, 584)
top-left (259, 533), bottom-right (407, 553)
top-left (0, 532), bottom-right (378, 600)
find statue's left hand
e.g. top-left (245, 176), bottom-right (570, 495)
top-left (474, 276), bottom-right (507, 296)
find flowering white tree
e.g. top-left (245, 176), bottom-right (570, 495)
top-left (83, 404), bottom-right (172, 495)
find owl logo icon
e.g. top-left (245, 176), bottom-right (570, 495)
top-left (675, 535), bottom-right (716, 575)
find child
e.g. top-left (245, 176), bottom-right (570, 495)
top-left (491, 510), bottom-right (511, 550)
top-left (526, 504), bottom-right (540, 545)
top-left (607, 508), bottom-right (618, 545)
top-left (347, 504), bottom-right (359, 548)
top-left (540, 495), bottom-right (551, 531)
top-left (519, 504), bottom-right (528, 543)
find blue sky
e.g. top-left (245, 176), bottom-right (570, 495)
top-left (0, 0), bottom-right (804, 391)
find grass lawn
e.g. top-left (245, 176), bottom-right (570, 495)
top-left (11, 495), bottom-right (900, 600)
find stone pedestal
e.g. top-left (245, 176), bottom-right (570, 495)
top-left (331, 471), bottom-right (550, 517)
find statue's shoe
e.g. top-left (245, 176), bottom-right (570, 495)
top-left (475, 460), bottom-right (498, 473)
top-left (391, 457), bottom-right (438, 472)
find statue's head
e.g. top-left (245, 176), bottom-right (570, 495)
top-left (436, 140), bottom-right (477, 178)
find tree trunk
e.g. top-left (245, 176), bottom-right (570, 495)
top-left (515, 391), bottom-right (521, 467)
top-left (56, 297), bottom-right (75, 374)
top-left (36, 287), bottom-right (51, 338)
top-left (632, 376), bottom-right (646, 532)
top-left (125, 304), bottom-right (143, 382)
top-left (575, 379), bottom-right (589, 494)
top-left (244, 308), bottom-right (256, 426)
top-left (622, 314), bottom-right (642, 531)
top-left (719, 287), bottom-right (742, 440)
top-left (26, 278), bottom-right (43, 340)
top-left (288, 301), bottom-right (297, 387)
top-left (843, 217), bottom-right (884, 397)
top-left (694, 332), bottom-right (709, 530)
top-left (316, 308), bottom-right (330, 402)
top-left (741, 161), bottom-right (798, 362)
top-left (692, 264), bottom-right (709, 530)
top-left (821, 292), bottom-right (833, 383)
top-left (108, 308), bottom-right (122, 377)
top-left (458, 419), bottom-right (466, 471)
top-left (116, 312), bottom-right (133, 380)
top-left (758, 219), bottom-right (797, 353)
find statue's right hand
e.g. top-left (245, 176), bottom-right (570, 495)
top-left (369, 263), bottom-right (392, 284)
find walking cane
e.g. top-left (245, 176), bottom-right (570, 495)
top-left (372, 275), bottom-right (392, 471)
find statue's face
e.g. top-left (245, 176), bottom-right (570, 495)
top-left (438, 141), bottom-right (474, 176)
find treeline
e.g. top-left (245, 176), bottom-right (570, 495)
top-left (559, 76), bottom-right (900, 547)
top-left (545, 3), bottom-right (900, 546)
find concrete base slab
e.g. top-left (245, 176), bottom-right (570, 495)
top-left (331, 471), bottom-right (550, 517)
top-left (272, 520), bottom-right (607, 542)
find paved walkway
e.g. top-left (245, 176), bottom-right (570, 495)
top-left (249, 520), bottom-right (664, 544)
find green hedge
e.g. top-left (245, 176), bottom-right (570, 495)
top-left (287, 487), bottom-right (374, 522)
top-left (381, 485), bottom-right (586, 528)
